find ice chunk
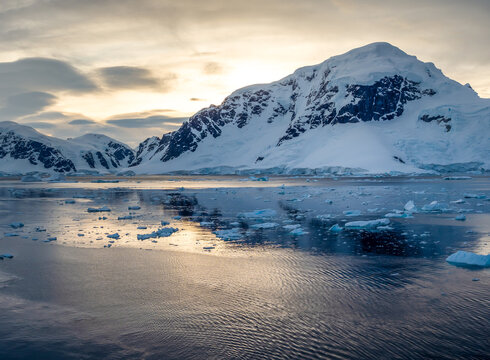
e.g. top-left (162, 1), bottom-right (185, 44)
top-left (107, 233), bottom-right (120, 239)
top-left (443, 176), bottom-right (472, 180)
top-left (137, 227), bottom-right (178, 240)
top-left (345, 218), bottom-right (390, 229)
top-left (446, 251), bottom-right (490, 268)
top-left (4, 233), bottom-right (19, 237)
top-left (450, 199), bottom-right (465, 204)
top-left (128, 206), bottom-right (141, 210)
top-left (117, 215), bottom-right (133, 220)
top-left (65, 199), bottom-right (76, 204)
top-left (289, 227), bottom-right (308, 236)
top-left (316, 214), bottom-right (332, 221)
top-left (454, 214), bottom-right (466, 221)
top-left (421, 201), bottom-right (449, 212)
top-left (329, 224), bottom-right (343, 232)
top-left (385, 213), bottom-right (412, 218)
top-left (9, 222), bottom-right (24, 229)
top-left (404, 200), bottom-right (417, 213)
top-left (213, 228), bottom-right (241, 241)
top-left (343, 210), bottom-right (361, 217)
top-left (251, 222), bottom-right (279, 229)
top-left (463, 193), bottom-right (486, 199)
top-left (0, 253), bottom-right (14, 259)
top-left (87, 206), bottom-right (111, 213)
top-left (161, 221), bottom-right (170, 226)
top-left (283, 224), bottom-right (301, 230)
top-left (238, 209), bottom-right (277, 218)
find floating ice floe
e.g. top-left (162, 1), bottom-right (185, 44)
top-left (107, 233), bottom-right (120, 239)
top-left (329, 224), bottom-right (343, 232)
top-left (4, 233), bottom-right (19, 237)
top-left (161, 221), bottom-right (170, 226)
top-left (289, 227), bottom-right (308, 236)
top-left (87, 206), bottom-right (111, 213)
top-left (384, 212), bottom-right (412, 218)
top-left (443, 176), bottom-right (472, 180)
top-left (404, 200), bottom-right (417, 213)
top-left (316, 214), bottom-right (333, 221)
top-left (128, 206), bottom-right (141, 210)
top-left (238, 209), bottom-right (277, 218)
top-left (251, 222), bottom-right (279, 229)
top-left (454, 214), bottom-right (466, 221)
top-left (421, 201), bottom-right (450, 212)
top-left (345, 218), bottom-right (390, 229)
top-left (450, 199), bottom-right (465, 204)
top-left (65, 199), bottom-right (76, 204)
top-left (463, 193), bottom-right (486, 199)
top-left (137, 227), bottom-right (178, 240)
top-left (213, 228), bottom-right (242, 241)
top-left (446, 251), bottom-right (490, 268)
top-left (283, 224), bottom-right (301, 230)
top-left (0, 253), bottom-right (14, 259)
top-left (343, 210), bottom-right (361, 217)
top-left (9, 222), bottom-right (24, 229)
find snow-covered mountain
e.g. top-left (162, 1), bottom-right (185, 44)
top-left (132, 42), bottom-right (490, 174)
top-left (0, 121), bottom-right (135, 174)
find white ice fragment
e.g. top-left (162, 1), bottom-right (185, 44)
top-left (316, 214), bottom-right (332, 221)
top-left (329, 224), bottom-right (343, 232)
top-left (421, 201), bottom-right (449, 212)
top-left (450, 199), bottom-right (465, 204)
top-left (345, 218), bottom-right (390, 229)
top-left (213, 228), bottom-right (241, 241)
top-left (343, 210), bottom-right (361, 217)
top-left (404, 200), bottom-right (417, 213)
top-left (454, 214), bottom-right (466, 221)
top-left (289, 227), bottom-right (308, 236)
top-left (443, 176), bottom-right (472, 180)
top-left (384, 213), bottom-right (412, 218)
top-left (283, 224), bottom-right (301, 230)
top-left (238, 209), bottom-right (277, 218)
top-left (446, 251), bottom-right (490, 268)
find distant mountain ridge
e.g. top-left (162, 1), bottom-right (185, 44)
top-left (0, 121), bottom-right (134, 174)
top-left (131, 42), bottom-right (490, 175)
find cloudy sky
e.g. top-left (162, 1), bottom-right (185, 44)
top-left (0, 0), bottom-right (488, 146)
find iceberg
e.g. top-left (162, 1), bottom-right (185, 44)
top-left (446, 251), bottom-right (490, 268)
top-left (213, 228), bottom-right (242, 241)
top-left (404, 200), bottom-right (417, 213)
top-left (251, 222), bottom-right (279, 229)
top-left (343, 210), bottom-right (361, 217)
top-left (329, 224), bottom-right (343, 232)
top-left (345, 218), bottom-right (390, 229)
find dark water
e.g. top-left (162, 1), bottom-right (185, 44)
top-left (0, 175), bottom-right (488, 359)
